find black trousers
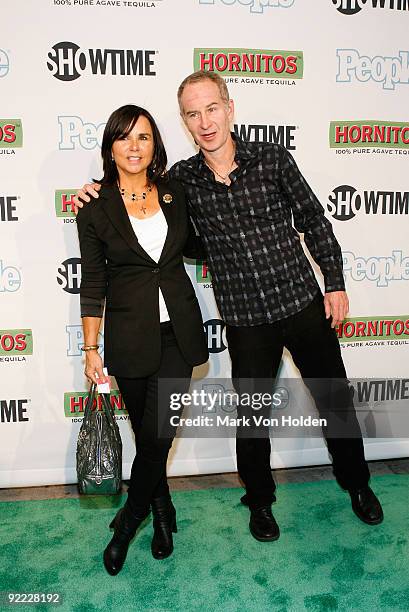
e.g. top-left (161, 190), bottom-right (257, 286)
top-left (116, 323), bottom-right (192, 516)
top-left (226, 293), bottom-right (370, 509)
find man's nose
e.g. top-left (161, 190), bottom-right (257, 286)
top-left (199, 113), bottom-right (211, 130)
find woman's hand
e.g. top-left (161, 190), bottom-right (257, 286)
top-left (84, 350), bottom-right (108, 385)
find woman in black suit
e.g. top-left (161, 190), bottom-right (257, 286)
top-left (76, 105), bottom-right (208, 575)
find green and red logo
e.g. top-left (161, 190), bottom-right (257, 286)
top-left (55, 190), bottom-right (77, 218)
top-left (196, 260), bottom-right (212, 283)
top-left (64, 390), bottom-right (127, 418)
top-left (194, 48), bottom-right (303, 79)
top-left (330, 121), bottom-right (409, 149)
top-left (0, 329), bottom-right (33, 355)
top-left (336, 316), bottom-right (409, 343)
top-left (0, 120), bottom-right (23, 148)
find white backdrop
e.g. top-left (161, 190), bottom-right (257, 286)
top-left (1, 0), bottom-right (408, 487)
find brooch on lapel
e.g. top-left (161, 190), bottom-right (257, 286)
top-left (162, 193), bottom-right (173, 205)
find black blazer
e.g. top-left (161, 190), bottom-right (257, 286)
top-left (76, 178), bottom-right (208, 377)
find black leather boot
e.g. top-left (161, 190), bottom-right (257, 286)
top-left (151, 496), bottom-right (177, 560)
top-left (103, 502), bottom-right (149, 575)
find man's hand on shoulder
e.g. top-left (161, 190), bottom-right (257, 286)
top-left (323, 291), bottom-right (349, 329)
top-left (73, 183), bottom-right (101, 215)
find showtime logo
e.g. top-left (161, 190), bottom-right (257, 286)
top-left (355, 379), bottom-right (409, 403)
top-left (47, 41), bottom-right (156, 81)
top-left (329, 121), bottom-right (409, 149)
top-left (203, 319), bottom-right (227, 353)
top-left (342, 251), bottom-right (409, 287)
top-left (58, 116), bottom-right (106, 150)
top-left (336, 49), bottom-right (409, 90)
top-left (199, 0), bottom-right (295, 13)
top-left (234, 123), bottom-right (297, 150)
top-left (327, 185), bottom-right (409, 220)
top-left (0, 399), bottom-right (29, 423)
top-left (0, 120), bottom-right (23, 148)
top-left (0, 330), bottom-right (33, 356)
top-left (57, 258), bottom-right (81, 294)
top-left (55, 189), bottom-right (77, 220)
top-left (194, 48), bottom-right (303, 79)
top-left (0, 196), bottom-right (19, 222)
top-left (333, 0), bottom-right (409, 15)
top-left (336, 316), bottom-right (409, 342)
top-left (64, 390), bottom-right (126, 418)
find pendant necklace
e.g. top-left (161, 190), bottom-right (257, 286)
top-left (119, 183), bottom-right (152, 214)
top-left (205, 157), bottom-right (235, 184)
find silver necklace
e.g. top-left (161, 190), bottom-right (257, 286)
top-left (205, 157), bottom-right (235, 184)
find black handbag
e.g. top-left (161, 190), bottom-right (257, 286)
top-left (76, 384), bottom-right (122, 495)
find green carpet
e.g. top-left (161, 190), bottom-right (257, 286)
top-left (0, 474), bottom-right (408, 612)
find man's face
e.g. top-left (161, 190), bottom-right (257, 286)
top-left (180, 79), bottom-right (234, 154)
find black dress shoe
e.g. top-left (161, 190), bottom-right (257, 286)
top-left (249, 506), bottom-right (280, 542)
top-left (103, 503), bottom-right (148, 575)
top-left (349, 486), bottom-right (384, 525)
top-left (151, 495), bottom-right (177, 560)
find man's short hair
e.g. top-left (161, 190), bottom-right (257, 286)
top-left (177, 70), bottom-right (230, 113)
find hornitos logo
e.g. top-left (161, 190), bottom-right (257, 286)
top-left (57, 258), bottom-right (81, 294)
top-left (328, 185), bottom-right (409, 220)
top-left (336, 316), bottom-right (409, 347)
top-left (55, 189), bottom-right (77, 222)
top-left (333, 0), bottom-right (409, 16)
top-left (194, 48), bottom-right (303, 85)
top-left (53, 0), bottom-right (164, 9)
top-left (0, 399), bottom-right (30, 423)
top-left (336, 49), bottom-right (409, 91)
top-left (329, 121), bottom-right (409, 155)
top-left (0, 120), bottom-right (23, 155)
top-left (0, 196), bottom-right (19, 222)
top-left (58, 116), bottom-right (106, 150)
top-left (47, 41), bottom-right (156, 81)
top-left (196, 260), bottom-right (212, 286)
top-left (234, 123), bottom-right (297, 150)
top-left (342, 251), bottom-right (409, 287)
top-left (0, 49), bottom-right (10, 77)
top-left (199, 0), bottom-right (295, 13)
top-left (66, 325), bottom-right (104, 357)
top-left (0, 330), bottom-right (33, 360)
top-left (0, 260), bottom-right (21, 293)
top-left (64, 391), bottom-right (127, 421)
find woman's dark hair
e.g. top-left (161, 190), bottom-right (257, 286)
top-left (99, 104), bottom-right (167, 185)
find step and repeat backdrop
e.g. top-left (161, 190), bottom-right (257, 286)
top-left (1, 0), bottom-right (408, 487)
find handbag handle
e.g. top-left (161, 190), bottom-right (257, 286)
top-left (83, 384), bottom-right (115, 426)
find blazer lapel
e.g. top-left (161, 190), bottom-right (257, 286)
top-left (100, 184), bottom-right (155, 263)
top-left (157, 179), bottom-right (180, 264)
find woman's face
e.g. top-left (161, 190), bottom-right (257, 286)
top-left (111, 115), bottom-right (154, 179)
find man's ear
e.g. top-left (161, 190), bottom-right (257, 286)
top-left (227, 98), bottom-right (234, 121)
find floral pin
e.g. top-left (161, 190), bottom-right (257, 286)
top-left (162, 193), bottom-right (173, 205)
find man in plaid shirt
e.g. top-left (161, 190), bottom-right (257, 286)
top-left (76, 71), bottom-right (383, 542)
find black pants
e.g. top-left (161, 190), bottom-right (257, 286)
top-left (226, 293), bottom-right (370, 509)
top-left (116, 323), bottom-right (192, 516)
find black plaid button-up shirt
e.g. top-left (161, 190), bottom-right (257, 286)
top-left (170, 135), bottom-right (345, 327)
